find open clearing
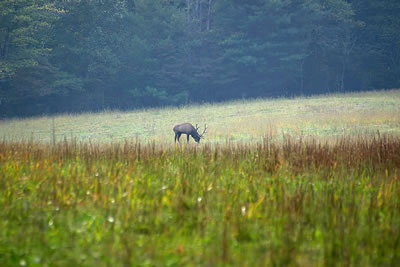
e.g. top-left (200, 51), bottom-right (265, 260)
top-left (1, 89), bottom-right (400, 143)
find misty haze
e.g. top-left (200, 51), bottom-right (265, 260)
top-left (1, 1), bottom-right (399, 266)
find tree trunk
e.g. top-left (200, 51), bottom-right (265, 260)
top-left (300, 59), bottom-right (305, 93)
top-left (340, 58), bottom-right (346, 92)
top-left (186, 0), bottom-right (191, 22)
top-left (1, 27), bottom-right (10, 60)
top-left (199, 0), bottom-right (202, 31)
top-left (206, 0), bottom-right (213, 31)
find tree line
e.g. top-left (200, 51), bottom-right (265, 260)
top-left (1, 0), bottom-right (399, 117)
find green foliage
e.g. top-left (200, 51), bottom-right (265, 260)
top-left (0, 0), bottom-right (53, 77)
top-left (1, 0), bottom-right (400, 117)
top-left (0, 136), bottom-right (400, 265)
top-left (352, 0), bottom-right (400, 89)
top-left (215, 0), bottom-right (317, 95)
top-left (129, 86), bottom-right (188, 106)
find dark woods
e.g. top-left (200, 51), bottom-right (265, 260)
top-left (1, 0), bottom-right (399, 118)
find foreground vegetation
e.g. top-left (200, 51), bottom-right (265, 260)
top-left (1, 135), bottom-right (399, 266)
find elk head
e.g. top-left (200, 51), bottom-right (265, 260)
top-left (193, 124), bottom-right (207, 143)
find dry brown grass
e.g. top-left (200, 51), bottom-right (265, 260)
top-left (1, 135), bottom-right (400, 265)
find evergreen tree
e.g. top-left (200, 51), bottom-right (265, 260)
top-left (352, 0), bottom-right (400, 89)
top-left (0, 0), bottom-right (59, 115)
top-left (1, 0), bottom-right (400, 117)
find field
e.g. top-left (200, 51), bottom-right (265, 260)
top-left (1, 90), bottom-right (400, 143)
top-left (1, 90), bottom-right (400, 266)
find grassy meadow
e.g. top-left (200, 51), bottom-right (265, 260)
top-left (1, 90), bottom-right (400, 266)
top-left (1, 89), bottom-right (400, 143)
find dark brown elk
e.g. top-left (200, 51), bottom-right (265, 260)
top-left (173, 123), bottom-right (207, 143)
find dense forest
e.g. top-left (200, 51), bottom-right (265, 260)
top-left (0, 0), bottom-right (399, 117)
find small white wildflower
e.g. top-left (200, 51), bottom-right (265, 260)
top-left (122, 192), bottom-right (128, 198)
top-left (161, 185), bottom-right (168, 190)
top-left (111, 198), bottom-right (115, 204)
top-left (19, 259), bottom-right (26, 266)
top-left (86, 190), bottom-right (91, 195)
top-left (47, 201), bottom-right (52, 205)
top-left (241, 206), bottom-right (246, 216)
top-left (33, 256), bottom-right (41, 263)
top-left (107, 216), bottom-right (114, 223)
top-left (207, 185), bottom-right (213, 191)
top-left (48, 220), bottom-right (54, 227)
top-left (197, 197), bottom-right (202, 203)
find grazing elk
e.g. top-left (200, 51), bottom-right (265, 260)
top-left (173, 123), bottom-right (207, 143)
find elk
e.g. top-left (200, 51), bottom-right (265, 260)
top-left (173, 123), bottom-right (207, 143)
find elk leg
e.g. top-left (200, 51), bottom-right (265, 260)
top-left (187, 134), bottom-right (190, 144)
top-left (176, 133), bottom-right (182, 143)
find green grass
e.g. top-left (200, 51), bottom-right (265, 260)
top-left (1, 90), bottom-right (400, 266)
top-left (0, 137), bottom-right (399, 266)
top-left (1, 89), bottom-right (400, 143)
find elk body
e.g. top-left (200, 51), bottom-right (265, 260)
top-left (173, 123), bottom-right (207, 143)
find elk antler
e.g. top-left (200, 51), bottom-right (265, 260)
top-left (195, 124), bottom-right (200, 131)
top-left (200, 124), bottom-right (208, 138)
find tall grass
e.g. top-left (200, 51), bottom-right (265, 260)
top-left (1, 135), bottom-right (399, 266)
